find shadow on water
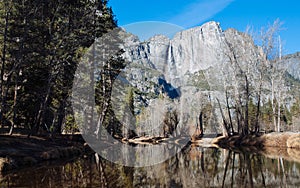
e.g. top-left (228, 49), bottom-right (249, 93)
top-left (1, 145), bottom-right (300, 187)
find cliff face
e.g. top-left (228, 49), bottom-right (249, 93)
top-left (112, 21), bottom-right (298, 136)
top-left (165, 22), bottom-right (225, 86)
top-left (114, 21), bottom-right (264, 135)
top-left (122, 21), bottom-right (227, 88)
top-left (282, 52), bottom-right (300, 80)
top-left (121, 21), bottom-right (268, 90)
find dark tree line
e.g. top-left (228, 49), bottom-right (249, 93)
top-left (0, 0), bottom-right (117, 136)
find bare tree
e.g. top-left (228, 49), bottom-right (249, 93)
top-left (259, 19), bottom-right (287, 132)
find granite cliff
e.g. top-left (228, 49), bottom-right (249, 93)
top-left (109, 21), bottom-right (299, 136)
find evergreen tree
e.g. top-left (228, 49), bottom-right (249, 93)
top-left (0, 0), bottom-right (118, 136)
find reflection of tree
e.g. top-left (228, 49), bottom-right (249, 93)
top-left (94, 153), bottom-right (107, 187)
top-left (2, 148), bottom-right (300, 187)
top-left (221, 151), bottom-right (269, 188)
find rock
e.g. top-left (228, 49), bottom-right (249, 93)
top-left (116, 21), bottom-right (270, 136)
top-left (111, 21), bottom-right (300, 137)
top-left (281, 52), bottom-right (300, 80)
top-left (122, 21), bottom-right (228, 88)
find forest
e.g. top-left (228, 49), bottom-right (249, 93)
top-left (0, 0), bottom-right (118, 137)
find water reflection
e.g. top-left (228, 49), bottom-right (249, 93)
top-left (1, 146), bottom-right (300, 187)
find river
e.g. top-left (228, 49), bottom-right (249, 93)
top-left (1, 145), bottom-right (300, 187)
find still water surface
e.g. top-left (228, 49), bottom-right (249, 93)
top-left (1, 145), bottom-right (300, 187)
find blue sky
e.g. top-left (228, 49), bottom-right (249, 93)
top-left (108, 0), bottom-right (300, 55)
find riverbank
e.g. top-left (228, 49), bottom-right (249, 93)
top-left (1, 131), bottom-right (300, 175)
top-left (0, 134), bottom-right (91, 175)
top-left (189, 132), bottom-right (300, 164)
top-left (213, 132), bottom-right (300, 149)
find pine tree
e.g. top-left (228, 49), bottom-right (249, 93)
top-left (0, 0), bottom-right (118, 136)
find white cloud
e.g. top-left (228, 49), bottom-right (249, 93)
top-left (169, 0), bottom-right (235, 28)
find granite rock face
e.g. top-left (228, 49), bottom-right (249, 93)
top-left (281, 52), bottom-right (300, 80)
top-left (111, 21), bottom-right (298, 136)
top-left (112, 21), bottom-right (261, 135)
top-left (121, 21), bottom-right (227, 88)
top-left (120, 21), bottom-right (267, 90)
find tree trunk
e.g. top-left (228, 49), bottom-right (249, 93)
top-left (255, 87), bottom-right (261, 134)
top-left (95, 61), bottom-right (111, 139)
top-left (222, 151), bottom-right (231, 187)
top-left (271, 78), bottom-right (277, 131)
top-left (0, 6), bottom-right (9, 128)
top-left (9, 77), bottom-right (19, 135)
top-left (243, 76), bottom-right (249, 136)
top-left (217, 98), bottom-right (229, 137)
top-left (277, 91), bottom-right (281, 132)
top-left (198, 111), bottom-right (203, 136)
top-left (31, 73), bottom-right (53, 136)
top-left (226, 90), bottom-right (234, 135)
top-left (55, 100), bottom-right (66, 134)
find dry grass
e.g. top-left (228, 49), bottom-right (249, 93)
top-left (259, 147), bottom-right (300, 163)
top-left (287, 134), bottom-right (300, 148)
top-left (261, 132), bottom-right (297, 148)
top-left (287, 148), bottom-right (300, 163)
top-left (262, 147), bottom-right (289, 159)
top-left (214, 132), bottom-right (300, 150)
